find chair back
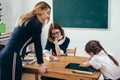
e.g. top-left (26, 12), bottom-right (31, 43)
top-left (0, 45), bottom-right (5, 51)
top-left (66, 47), bottom-right (76, 56)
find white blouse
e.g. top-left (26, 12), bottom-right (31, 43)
top-left (89, 50), bottom-right (120, 79)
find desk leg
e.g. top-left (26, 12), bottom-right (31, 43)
top-left (35, 73), bottom-right (38, 80)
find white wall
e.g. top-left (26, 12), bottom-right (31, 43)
top-left (64, 0), bottom-right (120, 62)
top-left (2, 0), bottom-right (120, 62)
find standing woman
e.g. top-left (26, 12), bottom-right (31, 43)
top-left (0, 1), bottom-right (51, 80)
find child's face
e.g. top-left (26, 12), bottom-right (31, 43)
top-left (51, 29), bottom-right (61, 39)
top-left (89, 52), bottom-right (94, 57)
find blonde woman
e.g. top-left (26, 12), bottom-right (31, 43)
top-left (0, 1), bottom-right (51, 80)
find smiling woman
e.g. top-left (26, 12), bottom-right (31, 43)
top-left (0, 1), bottom-right (51, 80)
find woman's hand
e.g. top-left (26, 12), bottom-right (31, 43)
top-left (39, 63), bottom-right (47, 73)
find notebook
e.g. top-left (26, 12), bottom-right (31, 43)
top-left (22, 59), bottom-right (37, 66)
top-left (65, 63), bottom-right (96, 75)
top-left (22, 53), bottom-right (36, 66)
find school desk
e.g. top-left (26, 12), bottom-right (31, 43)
top-left (22, 56), bottom-right (101, 80)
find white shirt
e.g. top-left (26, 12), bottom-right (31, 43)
top-left (89, 50), bottom-right (120, 79)
top-left (43, 37), bottom-right (67, 55)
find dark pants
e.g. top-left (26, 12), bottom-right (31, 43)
top-left (0, 51), bottom-right (22, 80)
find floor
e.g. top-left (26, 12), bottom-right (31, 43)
top-left (22, 73), bottom-right (104, 80)
top-left (22, 73), bottom-right (41, 80)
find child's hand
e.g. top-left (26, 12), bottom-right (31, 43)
top-left (81, 61), bottom-right (91, 67)
top-left (79, 62), bottom-right (86, 67)
top-left (49, 55), bottom-right (58, 61)
top-left (58, 35), bottom-right (63, 40)
top-left (49, 55), bottom-right (55, 60)
top-left (55, 36), bottom-right (63, 41)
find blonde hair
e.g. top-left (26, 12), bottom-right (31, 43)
top-left (15, 1), bottom-right (51, 26)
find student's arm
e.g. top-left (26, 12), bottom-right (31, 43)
top-left (54, 39), bottom-right (62, 55)
top-left (82, 56), bottom-right (101, 70)
top-left (81, 61), bottom-right (91, 67)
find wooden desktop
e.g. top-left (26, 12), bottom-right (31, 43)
top-left (23, 56), bottom-right (101, 80)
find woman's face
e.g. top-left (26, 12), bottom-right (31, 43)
top-left (40, 8), bottom-right (51, 22)
top-left (51, 29), bottom-right (61, 39)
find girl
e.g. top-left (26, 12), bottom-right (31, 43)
top-left (0, 1), bottom-right (51, 80)
top-left (41, 22), bottom-right (70, 80)
top-left (43, 22), bottom-right (70, 58)
top-left (83, 40), bottom-right (120, 80)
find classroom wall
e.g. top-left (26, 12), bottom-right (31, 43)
top-left (2, 0), bottom-right (120, 62)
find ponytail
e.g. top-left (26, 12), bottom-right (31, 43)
top-left (107, 54), bottom-right (119, 66)
top-left (85, 40), bottom-right (119, 67)
top-left (98, 42), bottom-right (119, 66)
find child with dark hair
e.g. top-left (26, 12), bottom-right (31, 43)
top-left (83, 40), bottom-right (120, 80)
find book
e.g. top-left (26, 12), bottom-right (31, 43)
top-left (22, 59), bottom-right (37, 66)
top-left (22, 53), bottom-right (36, 66)
top-left (23, 55), bottom-right (36, 60)
top-left (65, 63), bottom-right (96, 75)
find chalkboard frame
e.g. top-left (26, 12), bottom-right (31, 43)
top-left (53, 0), bottom-right (109, 29)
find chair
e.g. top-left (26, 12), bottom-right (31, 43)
top-left (66, 47), bottom-right (77, 56)
top-left (0, 45), bottom-right (5, 51)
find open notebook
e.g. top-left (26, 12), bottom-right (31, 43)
top-left (22, 53), bottom-right (36, 66)
top-left (22, 59), bottom-right (37, 66)
top-left (65, 63), bottom-right (96, 75)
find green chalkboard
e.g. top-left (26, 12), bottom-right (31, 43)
top-left (53, 0), bottom-right (108, 29)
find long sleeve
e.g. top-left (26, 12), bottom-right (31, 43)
top-left (28, 16), bottom-right (43, 64)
